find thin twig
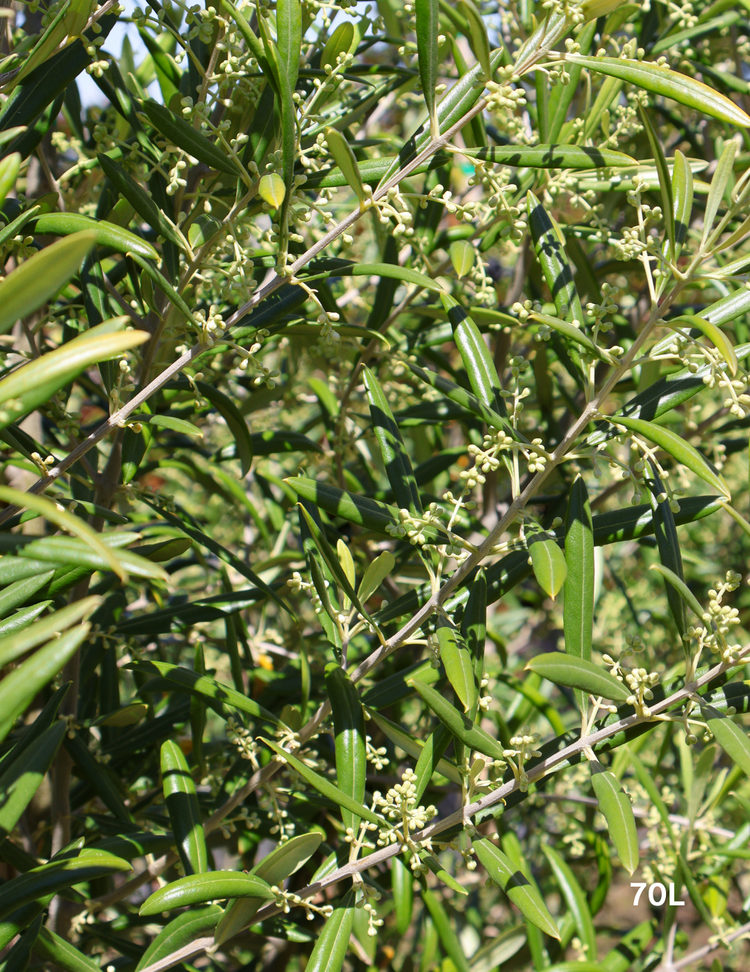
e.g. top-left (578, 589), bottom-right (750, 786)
top-left (669, 919), bottom-right (750, 970)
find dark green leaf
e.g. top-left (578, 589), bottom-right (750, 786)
top-left (564, 477), bottom-right (594, 715)
top-left (525, 653), bottom-right (631, 702)
top-left (140, 871), bottom-right (274, 916)
top-left (474, 839), bottom-right (560, 938)
top-left (161, 739), bottom-right (208, 876)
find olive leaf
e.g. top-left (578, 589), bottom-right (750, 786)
top-left (529, 536), bottom-right (568, 600)
top-left (0, 232), bottom-right (97, 335)
top-left (140, 871), bottom-right (274, 916)
top-left (566, 55), bottom-right (750, 127)
top-left (525, 653), bottom-right (631, 703)
top-left (590, 761), bottom-right (639, 875)
top-left (473, 840), bottom-right (560, 939)
top-left (415, 0), bottom-right (440, 136)
top-left (610, 415), bottom-right (731, 499)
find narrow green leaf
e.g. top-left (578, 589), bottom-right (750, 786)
top-left (610, 414), bottom-right (731, 499)
top-left (702, 139), bottom-right (736, 245)
top-left (298, 505), bottom-right (379, 629)
top-left (304, 888), bottom-right (356, 972)
top-left (566, 55), bottom-right (750, 127)
top-left (0, 722), bottom-right (65, 838)
top-left (421, 852), bottom-right (469, 896)
top-left (96, 703), bottom-right (148, 727)
top-left (529, 311), bottom-right (616, 363)
top-left (707, 717), bottom-right (750, 777)
top-left (214, 833), bottom-right (322, 946)
top-left (648, 468), bottom-right (687, 638)
top-left (444, 294), bottom-right (505, 413)
top-left (704, 292), bottom-right (750, 327)
top-left (309, 143), bottom-right (634, 190)
top-left (590, 761), bottom-right (639, 875)
top-left (141, 100), bottom-right (240, 176)
top-left (437, 618), bottom-right (478, 713)
top-left (326, 664), bottom-right (367, 833)
top-left (462, 142), bottom-right (636, 169)
top-left (0, 596), bottom-right (99, 669)
top-left (600, 921), bottom-right (656, 972)
top-left (638, 104), bottom-right (675, 260)
top-left (98, 154), bottom-right (183, 250)
top-left (0, 900), bottom-right (49, 954)
top-left (415, 0), bottom-right (440, 135)
top-left (65, 731), bottom-right (133, 824)
top-left (321, 22), bottom-right (354, 69)
top-left (392, 855), bottom-right (414, 936)
top-left (0, 328), bottom-right (148, 431)
top-left (542, 843), bottom-right (597, 957)
top-left (671, 149), bottom-right (693, 262)
top-left (525, 652), bottom-right (631, 702)
top-left (459, 0), bottom-right (492, 80)
top-left (260, 737), bottom-right (382, 825)
top-left (140, 870), bottom-right (274, 916)
top-left (422, 886), bottom-right (471, 972)
top-left (358, 551), bottom-right (395, 603)
top-left (671, 314), bottom-right (738, 376)
top-left (0, 603), bottom-right (50, 641)
top-left (529, 536), bottom-right (567, 600)
top-left (410, 680), bottom-right (506, 760)
top-left (0, 535), bottom-right (166, 581)
top-left (338, 261), bottom-right (443, 292)
top-left (0, 851), bottom-right (131, 922)
top-left (367, 710), bottom-right (461, 785)
top-left (253, 832), bottom-right (323, 884)
top-left (0, 574), bottom-right (52, 623)
top-left (462, 567), bottom-right (487, 703)
top-left (473, 840), bottom-right (561, 939)
top-left (449, 240), bottom-right (475, 279)
top-left (135, 907), bottom-right (222, 972)
top-left (131, 659), bottom-right (282, 726)
top-left (527, 191), bottom-right (585, 328)
top-left (161, 739), bottom-right (208, 876)
top-left (32, 212), bottom-right (159, 260)
top-left (0, 154), bottom-right (21, 210)
top-left (499, 832), bottom-right (548, 969)
top-left (140, 496), bottom-right (294, 617)
top-left (148, 414), bottom-right (203, 437)
top-left (129, 537), bottom-right (192, 563)
top-left (288, 477), bottom-right (423, 539)
top-left (219, 0), bottom-right (274, 82)
top-left (564, 477), bottom-right (594, 717)
top-left (0, 625), bottom-right (91, 744)
top-left (325, 127), bottom-right (366, 208)
top-left (408, 363), bottom-right (516, 435)
top-left (363, 366), bottom-right (422, 515)
top-left (277, 0), bottom-right (302, 94)
top-left (0, 231), bottom-right (96, 334)
top-left (33, 925), bottom-right (103, 972)
top-left (1, 912), bottom-right (42, 972)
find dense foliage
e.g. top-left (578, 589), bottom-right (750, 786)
top-left (4, 0), bottom-right (750, 970)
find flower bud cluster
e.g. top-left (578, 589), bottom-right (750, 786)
top-left (385, 504), bottom-right (441, 545)
top-left (624, 668), bottom-right (660, 717)
top-left (503, 726), bottom-right (542, 791)
top-left (372, 768), bottom-right (437, 845)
